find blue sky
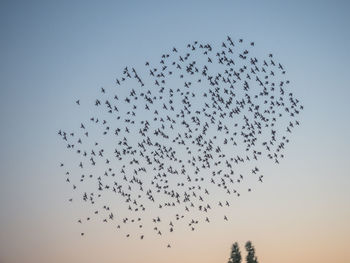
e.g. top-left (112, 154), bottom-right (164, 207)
top-left (0, 1), bottom-right (349, 262)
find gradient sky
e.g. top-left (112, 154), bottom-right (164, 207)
top-left (1, 1), bottom-right (350, 263)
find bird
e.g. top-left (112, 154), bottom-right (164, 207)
top-left (58, 36), bottom-right (303, 244)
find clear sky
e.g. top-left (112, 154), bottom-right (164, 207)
top-left (0, 0), bottom-right (350, 263)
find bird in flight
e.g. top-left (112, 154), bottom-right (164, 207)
top-left (58, 36), bottom-right (303, 247)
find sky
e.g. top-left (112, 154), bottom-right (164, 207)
top-left (0, 0), bottom-right (350, 263)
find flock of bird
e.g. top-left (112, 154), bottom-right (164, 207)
top-left (58, 36), bottom-right (303, 247)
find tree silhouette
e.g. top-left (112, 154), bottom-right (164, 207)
top-left (245, 241), bottom-right (258, 263)
top-left (228, 242), bottom-right (242, 263)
